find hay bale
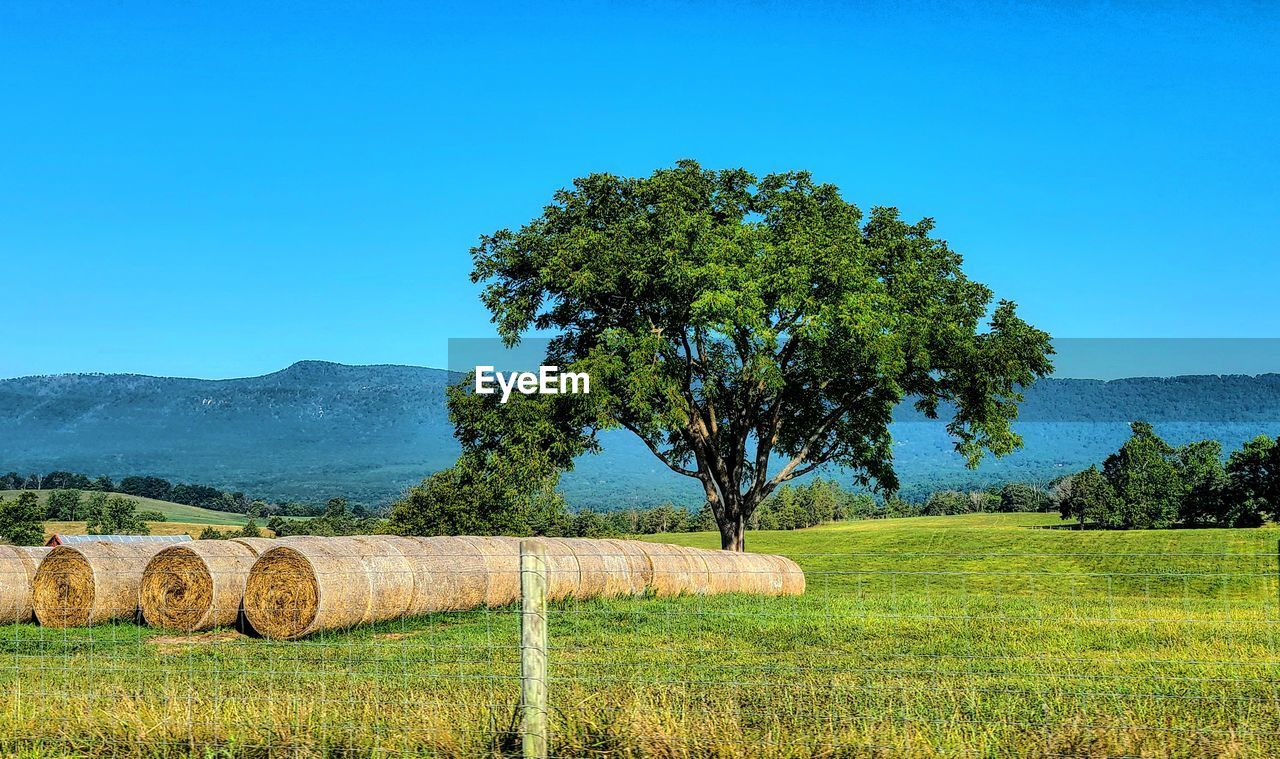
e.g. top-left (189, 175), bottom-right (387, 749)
top-left (345, 535), bottom-right (416, 621)
top-left (375, 536), bottom-right (458, 615)
top-left (457, 536), bottom-right (522, 607)
top-left (559, 538), bottom-right (643, 598)
top-left (245, 535), bottom-right (536, 639)
top-left (0, 546), bottom-right (51, 624)
top-left (230, 537), bottom-right (276, 554)
top-left (632, 542), bottom-right (709, 596)
top-left (748, 552), bottom-right (789, 595)
top-left (140, 539), bottom-right (274, 631)
top-left (598, 539), bottom-right (653, 595)
top-left (243, 537), bottom-right (378, 640)
top-left (695, 548), bottom-right (745, 594)
top-left (534, 538), bottom-right (582, 601)
top-left (772, 554), bottom-right (806, 596)
top-left (33, 542), bottom-right (169, 627)
top-left (626, 542), bottom-right (804, 597)
top-left (401, 536), bottom-right (494, 612)
top-left (680, 547), bottom-right (804, 596)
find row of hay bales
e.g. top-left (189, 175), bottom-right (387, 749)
top-left (5, 536), bottom-right (804, 640)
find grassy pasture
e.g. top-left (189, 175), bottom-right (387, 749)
top-left (1, 513), bottom-right (1278, 757)
top-left (0, 489), bottom-right (250, 527)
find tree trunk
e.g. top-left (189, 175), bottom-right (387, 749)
top-left (705, 478), bottom-right (752, 551)
top-left (717, 517), bottom-right (745, 551)
top-left (715, 506), bottom-right (747, 551)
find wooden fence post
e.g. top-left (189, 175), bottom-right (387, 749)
top-left (520, 539), bottom-right (549, 759)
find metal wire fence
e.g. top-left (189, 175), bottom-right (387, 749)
top-left (2, 530), bottom-right (1279, 758)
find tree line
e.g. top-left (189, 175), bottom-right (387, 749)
top-left (1, 470), bottom-right (327, 517)
top-left (1056, 422), bottom-right (1280, 529)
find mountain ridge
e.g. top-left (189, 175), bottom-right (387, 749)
top-left (10, 359), bottom-right (1280, 385)
top-left (3, 361), bottom-right (1279, 508)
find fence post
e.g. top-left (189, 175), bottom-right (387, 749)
top-left (520, 539), bottom-right (549, 759)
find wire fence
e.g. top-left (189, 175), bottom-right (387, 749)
top-left (2, 532), bottom-right (1279, 757)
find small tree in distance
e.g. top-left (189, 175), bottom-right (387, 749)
top-left (999, 483), bottom-right (1048, 513)
top-left (0, 492), bottom-right (46, 546)
top-left (86, 494), bottom-right (150, 535)
top-left (1060, 466), bottom-right (1119, 529)
top-left (46, 489), bottom-right (84, 521)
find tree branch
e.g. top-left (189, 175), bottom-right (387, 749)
top-left (617, 419), bottom-right (701, 478)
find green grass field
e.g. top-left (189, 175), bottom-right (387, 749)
top-left (2, 513), bottom-right (1278, 757)
top-left (0, 489), bottom-right (250, 526)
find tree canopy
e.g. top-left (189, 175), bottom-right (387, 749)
top-left (451, 161), bottom-right (1053, 549)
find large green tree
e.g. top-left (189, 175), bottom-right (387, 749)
top-left (1102, 421), bottom-right (1181, 529)
top-left (464, 161), bottom-right (1053, 550)
top-left (1224, 435), bottom-right (1279, 524)
top-left (1174, 439), bottom-right (1239, 527)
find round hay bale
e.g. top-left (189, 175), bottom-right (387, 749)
top-left (627, 543), bottom-right (804, 597)
top-left (633, 543), bottom-right (709, 596)
top-left (745, 552), bottom-right (788, 595)
top-left (773, 554), bottom-right (806, 596)
top-left (691, 549), bottom-right (804, 596)
top-left (677, 546), bottom-right (713, 595)
top-left (21, 546), bottom-right (52, 565)
top-left (696, 548), bottom-right (746, 594)
top-left (402, 536), bottom-right (493, 612)
top-left (375, 536), bottom-right (455, 616)
top-left (598, 539), bottom-right (653, 595)
top-left (534, 538), bottom-right (582, 601)
top-left (33, 542), bottom-right (169, 627)
top-left (140, 539), bottom-right (272, 631)
top-left (0, 546), bottom-right (50, 624)
top-left (558, 538), bottom-right (641, 598)
top-left (243, 537), bottom-right (376, 640)
top-left (345, 535), bottom-right (416, 622)
top-left (457, 536), bottom-right (521, 607)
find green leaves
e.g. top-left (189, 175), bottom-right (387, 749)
top-left (0, 492), bottom-right (44, 546)
top-left (84, 493), bottom-right (151, 536)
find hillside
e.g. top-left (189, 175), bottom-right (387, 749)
top-left (0, 490), bottom-right (250, 526)
top-left (2, 361), bottom-right (1280, 508)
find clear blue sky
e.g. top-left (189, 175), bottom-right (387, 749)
top-left (3, 1), bottom-right (1277, 379)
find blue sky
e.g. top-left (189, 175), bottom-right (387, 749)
top-left (2, 1), bottom-right (1277, 379)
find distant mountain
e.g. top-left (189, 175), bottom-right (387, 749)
top-left (0, 361), bottom-right (459, 506)
top-left (2, 361), bottom-right (1279, 508)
